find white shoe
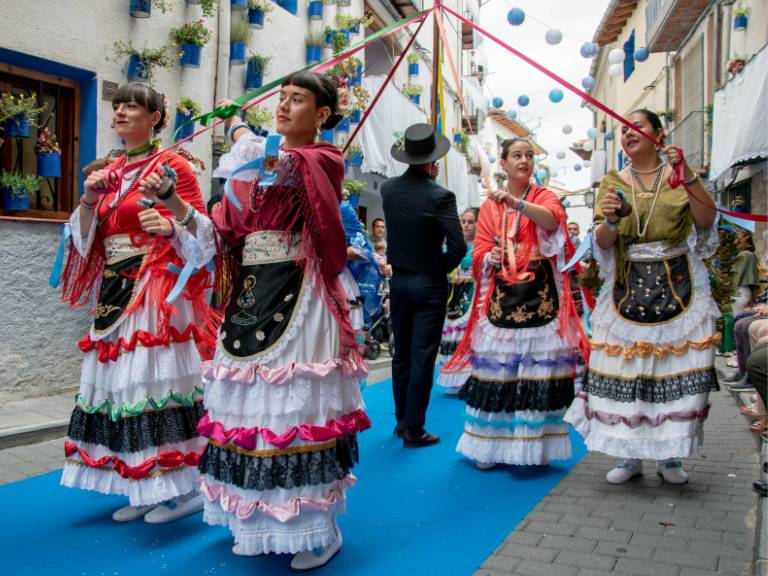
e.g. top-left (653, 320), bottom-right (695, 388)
top-left (656, 460), bottom-right (689, 484)
top-left (144, 492), bottom-right (204, 524)
top-left (606, 459), bottom-right (643, 484)
top-left (112, 504), bottom-right (158, 522)
top-left (290, 527), bottom-right (342, 572)
top-left (444, 387), bottom-right (460, 396)
top-left (476, 461), bottom-right (497, 470)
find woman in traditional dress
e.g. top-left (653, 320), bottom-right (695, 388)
top-left (437, 207), bottom-right (479, 394)
top-left (442, 138), bottom-right (585, 469)
top-left (565, 109), bottom-right (719, 485)
top-left (59, 82), bottom-right (215, 522)
top-left (150, 72), bottom-right (369, 571)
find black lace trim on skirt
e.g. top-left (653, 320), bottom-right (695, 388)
top-left (67, 402), bottom-right (205, 453)
top-left (440, 340), bottom-right (460, 356)
top-left (583, 367), bottom-right (719, 403)
top-left (458, 376), bottom-right (575, 413)
top-left (198, 434), bottom-right (359, 491)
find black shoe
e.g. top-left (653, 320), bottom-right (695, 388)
top-left (403, 430), bottom-right (440, 448)
top-left (727, 380), bottom-right (755, 392)
top-left (753, 481), bottom-right (767, 497)
top-left (394, 423), bottom-right (405, 438)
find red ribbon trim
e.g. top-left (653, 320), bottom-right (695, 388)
top-left (64, 441), bottom-right (202, 480)
top-left (79, 324), bottom-right (215, 363)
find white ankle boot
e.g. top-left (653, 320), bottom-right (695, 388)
top-left (656, 460), bottom-right (689, 484)
top-left (476, 461), bottom-right (497, 470)
top-left (606, 459), bottom-right (643, 484)
top-left (144, 491), bottom-right (204, 524)
top-left (112, 504), bottom-right (158, 522)
top-left (290, 523), bottom-right (342, 572)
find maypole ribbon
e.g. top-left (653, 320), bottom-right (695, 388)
top-left (342, 10), bottom-right (431, 153)
top-left (436, 2), bottom-right (768, 223)
top-left (223, 134), bottom-right (283, 210)
top-left (49, 223), bottom-right (72, 288)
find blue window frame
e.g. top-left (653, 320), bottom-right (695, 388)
top-left (623, 30), bottom-right (635, 82)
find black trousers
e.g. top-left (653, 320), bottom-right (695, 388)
top-left (389, 269), bottom-right (448, 432)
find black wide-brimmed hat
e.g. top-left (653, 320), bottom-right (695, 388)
top-left (390, 123), bottom-right (451, 165)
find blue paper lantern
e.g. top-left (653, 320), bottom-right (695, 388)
top-left (556, 151), bottom-right (566, 160)
top-left (548, 88), bottom-right (564, 103)
top-left (580, 41), bottom-right (598, 58)
top-left (489, 156), bottom-right (497, 163)
top-left (505, 109), bottom-right (517, 120)
top-left (536, 169), bottom-right (548, 181)
top-left (492, 96), bottom-right (504, 108)
top-left (581, 76), bottom-right (596, 90)
top-left (634, 47), bottom-right (649, 62)
top-left (587, 127), bottom-right (600, 140)
top-left (517, 94), bottom-right (529, 107)
top-left (605, 131), bottom-right (615, 141)
top-left (574, 164), bottom-right (582, 171)
top-left (562, 198), bottom-right (570, 207)
top-left (507, 7), bottom-right (525, 26)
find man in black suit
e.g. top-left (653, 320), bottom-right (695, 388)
top-left (382, 123), bottom-right (466, 448)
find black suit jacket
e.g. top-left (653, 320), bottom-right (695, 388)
top-left (381, 166), bottom-right (466, 277)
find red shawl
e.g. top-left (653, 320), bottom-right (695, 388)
top-left (443, 185), bottom-right (588, 373)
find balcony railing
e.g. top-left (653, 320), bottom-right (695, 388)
top-left (667, 111), bottom-right (706, 170)
top-left (645, 0), bottom-right (709, 53)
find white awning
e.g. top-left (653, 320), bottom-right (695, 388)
top-left (710, 46), bottom-right (768, 181)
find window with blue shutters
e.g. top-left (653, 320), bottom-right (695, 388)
top-left (624, 30), bottom-right (635, 82)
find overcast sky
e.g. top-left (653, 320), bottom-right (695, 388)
top-left (477, 0), bottom-right (612, 192)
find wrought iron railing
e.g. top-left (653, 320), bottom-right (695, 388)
top-left (667, 110), bottom-right (706, 170)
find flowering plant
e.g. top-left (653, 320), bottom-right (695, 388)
top-left (177, 96), bottom-right (201, 117)
top-left (34, 127), bottom-right (61, 154)
top-left (0, 92), bottom-right (46, 124)
top-left (171, 19), bottom-right (212, 46)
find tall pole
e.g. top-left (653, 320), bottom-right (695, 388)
top-left (431, 7), bottom-right (440, 129)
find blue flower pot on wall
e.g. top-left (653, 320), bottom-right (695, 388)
top-left (306, 45), bottom-right (321, 64)
top-left (126, 55), bottom-right (149, 82)
top-left (733, 14), bottom-right (748, 30)
top-left (350, 23), bottom-right (360, 34)
top-left (278, 0), bottom-right (297, 14)
top-left (325, 31), bottom-right (334, 47)
top-left (308, 0), bottom-right (322, 20)
top-left (129, 0), bottom-right (151, 17)
top-left (246, 61), bottom-right (264, 89)
top-left (180, 44), bottom-right (202, 68)
top-left (320, 128), bottom-right (335, 143)
top-left (408, 62), bottom-right (419, 76)
top-left (408, 94), bottom-right (421, 105)
top-left (349, 151), bottom-right (363, 167)
top-left (350, 109), bottom-right (362, 124)
top-left (453, 133), bottom-right (462, 144)
top-left (2, 187), bottom-right (30, 211)
top-left (174, 109), bottom-right (195, 142)
top-left (4, 114), bottom-right (30, 138)
top-left (37, 153), bottom-right (61, 177)
top-left (230, 42), bottom-right (247, 64)
top-left (231, 0), bottom-right (248, 10)
top-left (336, 116), bottom-right (351, 133)
top-left (248, 7), bottom-right (265, 28)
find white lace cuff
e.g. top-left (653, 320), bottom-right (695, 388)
top-left (172, 212), bottom-right (218, 267)
top-left (69, 205), bottom-right (98, 257)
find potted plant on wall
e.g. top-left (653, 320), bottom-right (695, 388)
top-left (407, 53), bottom-right (419, 76)
top-left (343, 178), bottom-right (365, 208)
top-left (305, 33), bottom-right (323, 64)
top-left (347, 144), bottom-right (363, 167)
top-left (733, 5), bottom-right (749, 30)
top-left (0, 93), bottom-right (46, 138)
top-left (276, 0), bottom-right (297, 15)
top-left (35, 127), bottom-right (62, 177)
top-left (0, 172), bottom-right (43, 211)
top-left (171, 19), bottom-right (212, 68)
top-left (231, 0), bottom-right (248, 11)
top-left (307, 0), bottom-right (323, 20)
top-left (174, 96), bottom-right (201, 141)
top-left (129, 0), bottom-right (173, 18)
top-left (403, 84), bottom-right (423, 105)
top-left (244, 105), bottom-right (273, 136)
top-left (246, 53), bottom-right (270, 89)
top-left (113, 42), bottom-right (179, 83)
top-left (331, 30), bottom-right (349, 55)
top-left (348, 13), bottom-right (373, 35)
top-left (336, 0), bottom-right (350, 7)
top-left (247, 0), bottom-right (272, 28)
top-left (230, 17), bottom-right (251, 64)
top-left (187, 0), bottom-right (219, 17)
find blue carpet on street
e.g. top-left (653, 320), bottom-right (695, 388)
top-left (0, 375), bottom-right (585, 576)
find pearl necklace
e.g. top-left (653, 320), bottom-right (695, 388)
top-left (630, 166), bottom-right (663, 238)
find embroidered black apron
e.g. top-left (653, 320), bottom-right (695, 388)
top-left (446, 282), bottom-right (474, 320)
top-left (487, 259), bottom-right (559, 329)
top-left (220, 261), bottom-right (304, 357)
top-left (613, 254), bottom-right (692, 324)
top-left (94, 255), bottom-right (144, 333)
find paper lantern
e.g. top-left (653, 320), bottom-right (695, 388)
top-left (562, 124), bottom-right (572, 134)
top-left (583, 141), bottom-right (593, 152)
top-left (536, 168), bottom-right (548, 181)
top-left (556, 150), bottom-right (566, 160)
top-left (488, 156), bottom-right (497, 163)
top-left (608, 48), bottom-right (625, 64)
top-left (517, 95), bottom-right (529, 107)
top-left (605, 131), bottom-right (615, 141)
top-left (587, 127), bottom-right (599, 140)
top-left (505, 109), bottom-right (517, 120)
top-left (574, 164), bottom-right (582, 172)
top-left (583, 160), bottom-right (591, 167)
top-left (634, 47), bottom-right (649, 62)
top-left (492, 96), bottom-right (504, 108)
top-left (507, 7), bottom-right (525, 26)
top-left (581, 76), bottom-right (596, 90)
top-left (545, 29), bottom-right (562, 45)
top-left (562, 198), bottom-right (570, 207)
top-left (548, 88), bottom-right (564, 103)
top-left (580, 42), bottom-right (592, 58)
top-left (609, 63), bottom-right (623, 77)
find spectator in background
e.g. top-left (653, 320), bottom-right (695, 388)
top-left (371, 217), bottom-right (386, 244)
top-left (732, 232), bottom-right (761, 316)
top-left (728, 57), bottom-right (745, 79)
top-left (568, 221), bottom-right (582, 250)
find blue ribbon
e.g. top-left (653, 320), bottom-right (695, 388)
top-left (224, 134), bottom-right (283, 211)
top-left (49, 223), bottom-right (72, 288)
top-left (721, 210), bottom-right (756, 233)
top-left (165, 260), bottom-right (199, 305)
top-left (465, 413), bottom-right (564, 430)
top-left (560, 229), bottom-right (592, 272)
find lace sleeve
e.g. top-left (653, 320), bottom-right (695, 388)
top-left (537, 225), bottom-right (566, 258)
top-left (689, 213), bottom-right (720, 259)
top-left (69, 206), bottom-right (98, 257)
top-left (171, 212), bottom-right (219, 266)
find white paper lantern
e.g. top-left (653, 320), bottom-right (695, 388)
top-left (562, 124), bottom-right (572, 134)
top-left (556, 151), bottom-right (566, 160)
top-left (583, 141), bottom-right (593, 152)
top-left (545, 29), bottom-right (563, 45)
top-left (609, 63), bottom-right (623, 77)
top-left (586, 127), bottom-right (600, 140)
top-left (608, 48), bottom-right (625, 64)
top-left (583, 160), bottom-right (591, 167)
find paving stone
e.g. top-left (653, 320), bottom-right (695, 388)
top-left (498, 543), bottom-right (557, 563)
top-left (614, 558), bottom-right (680, 576)
top-left (594, 540), bottom-right (655, 560)
top-left (537, 535), bottom-right (598, 553)
top-left (503, 532), bottom-right (543, 547)
top-left (716, 557), bottom-right (751, 575)
top-left (687, 539), bottom-right (748, 561)
top-left (662, 526), bottom-right (722, 542)
top-left (609, 518), bottom-right (665, 535)
top-left (591, 507), bottom-right (643, 521)
top-left (573, 526), bottom-right (632, 544)
top-left (559, 514), bottom-right (611, 528)
top-left (652, 548), bottom-right (718, 571)
top-left (554, 550), bottom-right (616, 571)
top-left (576, 570), bottom-right (614, 576)
top-left (481, 555), bottom-right (521, 572)
top-left (513, 559), bottom-right (578, 576)
top-left (526, 511), bottom-right (563, 523)
top-left (524, 521), bottom-right (578, 536)
top-left (629, 533), bottom-right (689, 552)
top-left (640, 513), bottom-right (696, 528)
top-left (474, 569), bottom-right (513, 576)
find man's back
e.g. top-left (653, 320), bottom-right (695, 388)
top-left (382, 166), bottom-right (465, 277)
